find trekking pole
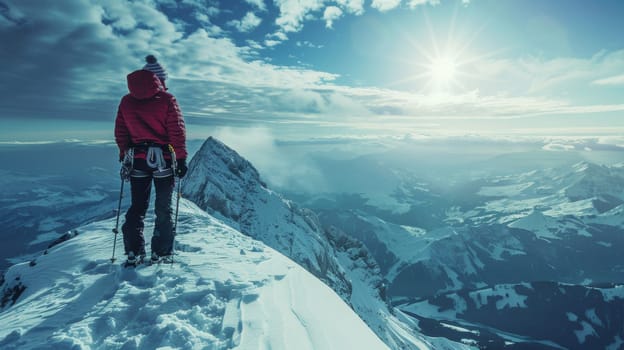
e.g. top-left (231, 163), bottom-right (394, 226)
top-left (174, 178), bottom-right (181, 232)
top-left (111, 175), bottom-right (125, 263)
top-left (172, 178), bottom-right (182, 264)
top-left (169, 144), bottom-right (180, 265)
top-left (112, 152), bottom-right (132, 263)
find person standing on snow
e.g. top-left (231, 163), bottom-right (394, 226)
top-left (114, 56), bottom-right (188, 265)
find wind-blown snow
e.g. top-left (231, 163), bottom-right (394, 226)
top-left (0, 199), bottom-right (389, 350)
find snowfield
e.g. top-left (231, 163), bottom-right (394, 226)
top-left (0, 199), bottom-right (389, 350)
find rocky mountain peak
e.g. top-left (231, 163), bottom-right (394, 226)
top-left (182, 137), bottom-right (353, 299)
top-left (183, 137), bottom-right (266, 222)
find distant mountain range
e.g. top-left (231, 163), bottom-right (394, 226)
top-left (296, 152), bottom-right (624, 349)
top-left (2, 138), bottom-right (624, 349)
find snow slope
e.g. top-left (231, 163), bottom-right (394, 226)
top-left (0, 199), bottom-right (389, 350)
top-left (180, 137), bottom-right (473, 350)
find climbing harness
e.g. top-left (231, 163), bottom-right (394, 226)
top-left (146, 146), bottom-right (167, 171)
top-left (128, 144), bottom-right (173, 178)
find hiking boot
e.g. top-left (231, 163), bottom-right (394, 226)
top-left (150, 252), bottom-right (174, 264)
top-left (124, 252), bottom-right (145, 267)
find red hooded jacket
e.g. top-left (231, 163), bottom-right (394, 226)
top-left (114, 70), bottom-right (187, 160)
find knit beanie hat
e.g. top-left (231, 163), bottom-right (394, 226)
top-left (143, 55), bottom-right (168, 82)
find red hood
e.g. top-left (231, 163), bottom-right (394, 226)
top-left (127, 70), bottom-right (163, 99)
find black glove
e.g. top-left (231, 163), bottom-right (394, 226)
top-left (175, 159), bottom-right (188, 178)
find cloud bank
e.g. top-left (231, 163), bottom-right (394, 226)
top-left (1, 0), bottom-right (623, 141)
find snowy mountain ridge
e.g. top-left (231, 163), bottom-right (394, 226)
top-left (182, 137), bottom-right (352, 299)
top-left (180, 137), bottom-right (469, 350)
top-left (0, 199), bottom-right (391, 349)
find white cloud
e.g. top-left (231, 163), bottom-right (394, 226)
top-left (211, 127), bottom-right (326, 192)
top-left (246, 39), bottom-right (264, 50)
top-left (194, 11), bottom-right (223, 36)
top-left (273, 0), bottom-right (325, 33)
top-left (101, 1), bottom-right (137, 30)
top-left (336, 0), bottom-right (365, 15)
top-left (265, 39), bottom-right (282, 47)
top-left (323, 6), bottom-right (343, 29)
top-left (597, 136), bottom-right (624, 149)
top-left (407, 0), bottom-right (440, 8)
top-left (371, 0), bottom-right (402, 12)
top-left (271, 31), bottom-right (289, 41)
top-left (244, 0), bottom-right (267, 11)
top-left (297, 41), bottom-right (323, 48)
top-left (253, 0), bottom-right (368, 38)
top-left (592, 74), bottom-right (624, 86)
top-left (192, 5), bottom-right (220, 20)
top-left (264, 30), bottom-right (289, 46)
top-left (228, 12), bottom-right (262, 32)
top-left (457, 50), bottom-right (624, 101)
top-left (542, 142), bottom-right (576, 152)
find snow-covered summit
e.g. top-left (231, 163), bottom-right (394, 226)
top-left (182, 136), bottom-right (352, 299)
top-left (180, 137), bottom-right (469, 350)
top-left (0, 199), bottom-right (390, 349)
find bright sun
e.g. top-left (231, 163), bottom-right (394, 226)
top-left (382, 6), bottom-right (500, 97)
top-left (428, 55), bottom-right (458, 88)
top-left (390, 44), bottom-right (472, 94)
top-left (386, 11), bottom-right (489, 95)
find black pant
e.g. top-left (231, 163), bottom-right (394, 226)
top-left (122, 159), bottom-right (175, 256)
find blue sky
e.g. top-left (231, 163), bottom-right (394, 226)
top-left (1, 0), bottom-right (623, 142)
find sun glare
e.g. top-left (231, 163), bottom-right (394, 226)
top-left (385, 8), bottom-right (496, 96)
top-left (428, 55), bottom-right (458, 88)
top-left (388, 35), bottom-right (476, 94)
